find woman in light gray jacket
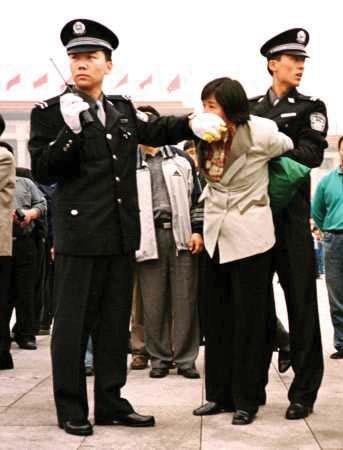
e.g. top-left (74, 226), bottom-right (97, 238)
top-left (192, 78), bottom-right (293, 425)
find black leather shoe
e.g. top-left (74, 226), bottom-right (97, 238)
top-left (232, 410), bottom-right (256, 425)
top-left (177, 367), bottom-right (200, 379)
top-left (193, 402), bottom-right (234, 416)
top-left (0, 351), bottom-right (14, 370)
top-left (330, 350), bottom-right (343, 359)
top-left (59, 420), bottom-right (93, 436)
top-left (278, 350), bottom-right (291, 373)
top-left (15, 339), bottom-right (37, 350)
top-left (96, 412), bottom-right (155, 427)
top-left (149, 368), bottom-right (169, 378)
top-left (285, 403), bottom-right (313, 420)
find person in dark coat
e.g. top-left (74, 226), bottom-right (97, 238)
top-left (249, 28), bottom-right (328, 420)
top-left (29, 18), bottom-right (223, 436)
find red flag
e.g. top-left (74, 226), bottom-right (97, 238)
top-left (6, 74), bottom-right (21, 91)
top-left (139, 74), bottom-right (152, 90)
top-left (33, 73), bottom-right (48, 89)
top-left (167, 74), bottom-right (181, 92)
top-left (114, 73), bottom-right (128, 89)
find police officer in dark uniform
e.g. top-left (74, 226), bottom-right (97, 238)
top-left (249, 29), bottom-right (327, 420)
top-left (29, 19), bottom-right (222, 436)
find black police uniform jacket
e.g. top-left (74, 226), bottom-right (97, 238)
top-left (29, 93), bottom-right (193, 256)
top-left (249, 88), bottom-right (328, 214)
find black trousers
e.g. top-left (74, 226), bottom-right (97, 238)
top-left (268, 201), bottom-right (324, 406)
top-left (33, 237), bottom-right (47, 334)
top-left (202, 249), bottom-right (272, 413)
top-left (9, 236), bottom-right (37, 340)
top-left (52, 253), bottom-right (135, 424)
top-left (39, 254), bottom-right (55, 330)
top-left (0, 257), bottom-right (12, 354)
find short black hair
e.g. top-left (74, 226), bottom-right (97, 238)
top-left (137, 105), bottom-right (160, 118)
top-left (16, 167), bottom-right (33, 179)
top-left (0, 115), bottom-right (5, 136)
top-left (0, 140), bottom-right (13, 154)
top-left (338, 136), bottom-right (343, 150)
top-left (201, 77), bottom-right (250, 125)
top-left (103, 49), bottom-right (112, 61)
top-left (183, 140), bottom-right (196, 151)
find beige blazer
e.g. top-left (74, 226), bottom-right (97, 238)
top-left (199, 115), bottom-right (293, 264)
top-left (0, 146), bottom-right (15, 256)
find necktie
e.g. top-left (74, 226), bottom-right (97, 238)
top-left (96, 100), bottom-right (106, 126)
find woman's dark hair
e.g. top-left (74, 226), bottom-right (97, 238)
top-left (338, 136), bottom-right (343, 150)
top-left (0, 140), bottom-right (13, 154)
top-left (183, 140), bottom-right (196, 151)
top-left (0, 115), bottom-right (5, 136)
top-left (201, 77), bottom-right (249, 125)
top-left (137, 105), bottom-right (160, 118)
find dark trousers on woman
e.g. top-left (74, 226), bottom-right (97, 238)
top-left (52, 253), bottom-right (135, 425)
top-left (203, 249), bottom-right (272, 413)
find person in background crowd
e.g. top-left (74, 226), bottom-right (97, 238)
top-left (249, 28), bottom-right (328, 420)
top-left (36, 182), bottom-right (56, 335)
top-left (136, 105), bottom-right (203, 379)
top-left (130, 276), bottom-right (150, 370)
top-left (312, 136), bottom-right (343, 359)
top-left (183, 139), bottom-right (207, 346)
top-left (28, 18), bottom-right (222, 436)
top-left (192, 77), bottom-right (293, 425)
top-left (13, 167), bottom-right (50, 338)
top-left (9, 168), bottom-right (47, 350)
top-left (312, 227), bottom-right (325, 278)
top-left (0, 126), bottom-right (16, 370)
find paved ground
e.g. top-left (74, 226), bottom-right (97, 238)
top-left (1, 278), bottom-right (343, 449)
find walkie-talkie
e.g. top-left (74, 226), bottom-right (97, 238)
top-left (49, 58), bottom-right (94, 125)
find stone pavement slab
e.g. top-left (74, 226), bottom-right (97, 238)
top-left (1, 279), bottom-right (343, 449)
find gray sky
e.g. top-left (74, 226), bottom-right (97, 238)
top-left (1, 0), bottom-right (341, 133)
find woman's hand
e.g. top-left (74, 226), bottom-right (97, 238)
top-left (188, 233), bottom-right (204, 254)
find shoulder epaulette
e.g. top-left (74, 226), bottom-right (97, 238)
top-left (297, 92), bottom-right (321, 102)
top-left (106, 94), bottom-right (132, 104)
top-left (34, 95), bottom-right (60, 110)
top-left (249, 95), bottom-right (264, 103)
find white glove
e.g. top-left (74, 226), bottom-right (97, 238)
top-left (190, 112), bottom-right (227, 143)
top-left (60, 93), bottom-right (90, 134)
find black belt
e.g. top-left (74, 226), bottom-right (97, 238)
top-left (154, 219), bottom-right (172, 229)
top-left (325, 230), bottom-right (343, 235)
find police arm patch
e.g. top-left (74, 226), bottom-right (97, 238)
top-left (310, 112), bottom-right (326, 132)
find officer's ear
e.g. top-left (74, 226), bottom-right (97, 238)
top-left (105, 60), bottom-right (113, 74)
top-left (268, 59), bottom-right (278, 74)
